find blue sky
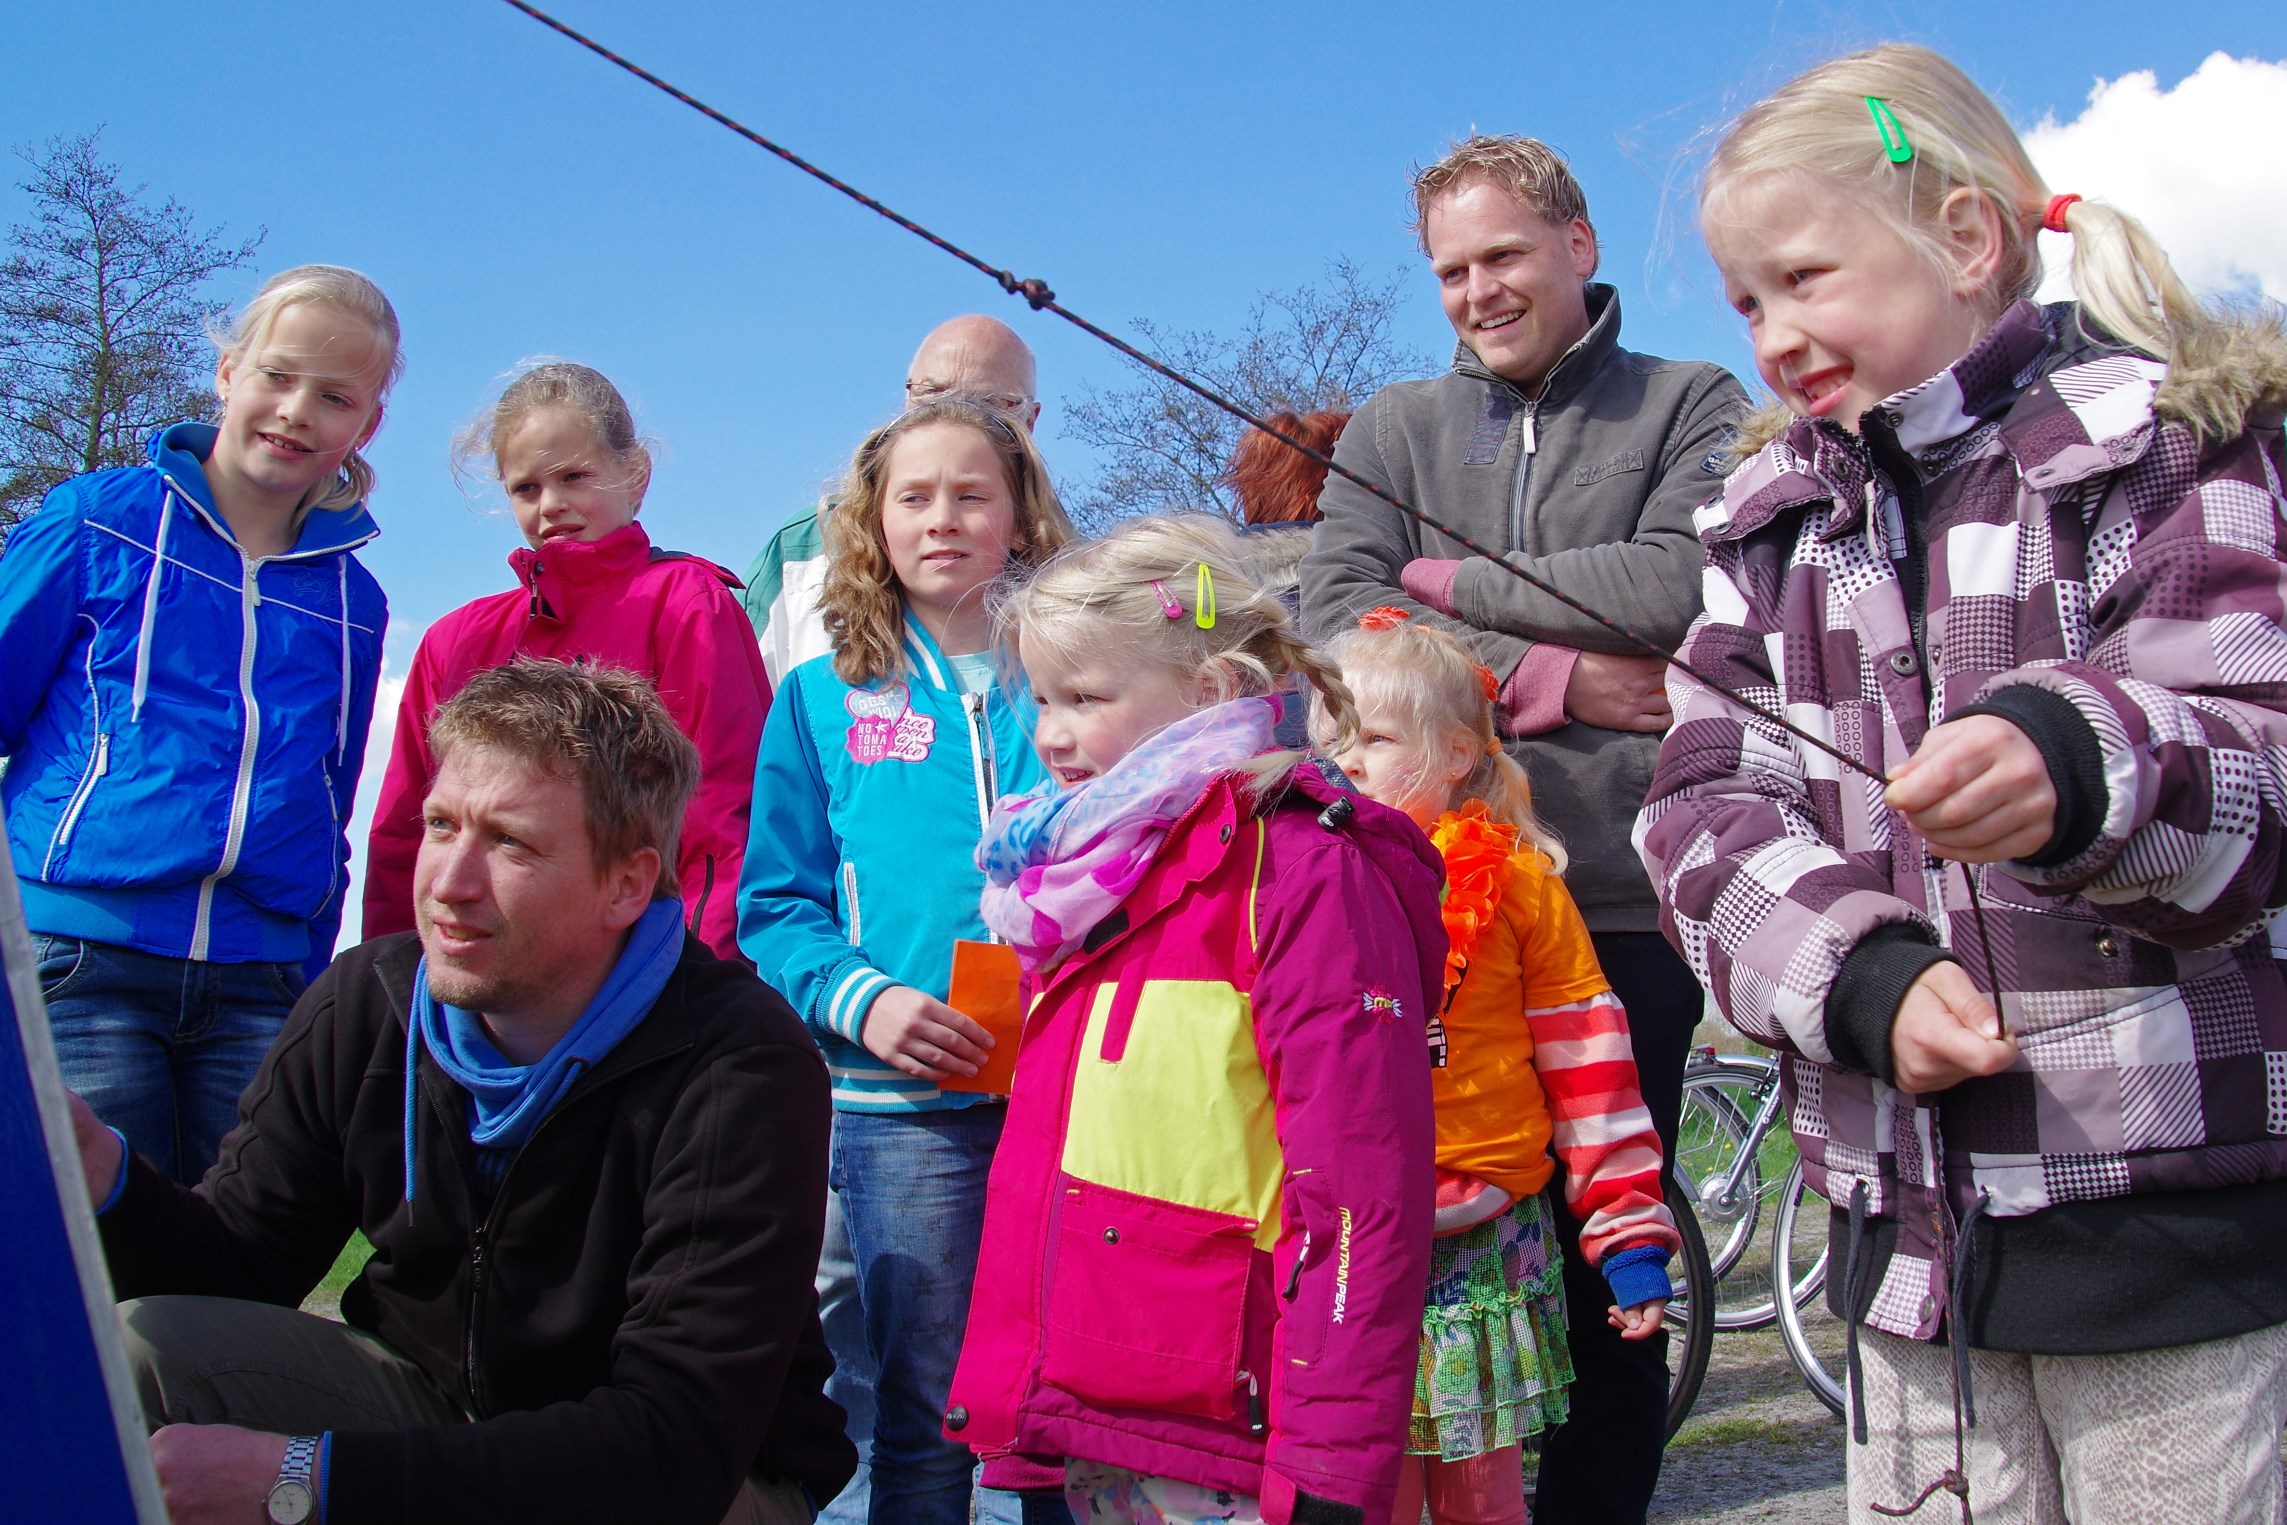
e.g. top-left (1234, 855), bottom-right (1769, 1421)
top-left (9, 0), bottom-right (2278, 659)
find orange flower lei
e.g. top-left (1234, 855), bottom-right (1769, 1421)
top-left (1428, 800), bottom-right (1517, 994)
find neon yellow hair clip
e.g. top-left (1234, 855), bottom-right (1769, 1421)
top-left (1865, 96), bottom-right (1913, 164)
top-left (1194, 562), bottom-right (1217, 630)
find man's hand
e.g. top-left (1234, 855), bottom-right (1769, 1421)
top-left (1890, 962), bottom-right (2017, 1094)
top-left (1564, 651), bottom-right (1672, 732)
top-left (861, 986), bottom-right (993, 1082)
top-left (1884, 715), bottom-right (2056, 863)
top-left (149, 1424), bottom-right (290, 1525)
top-left (65, 1087), bottom-right (123, 1208)
top-left (1609, 1298), bottom-right (1669, 1341)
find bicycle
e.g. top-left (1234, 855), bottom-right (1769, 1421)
top-left (1674, 1048), bottom-right (1823, 1331)
top-left (1661, 1175), bottom-right (1716, 1440)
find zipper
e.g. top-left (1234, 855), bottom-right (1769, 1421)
top-left (192, 551), bottom-right (269, 960)
top-left (316, 771), bottom-right (342, 912)
top-left (464, 1225), bottom-right (489, 1408)
top-left (841, 862), bottom-right (862, 945)
top-left (1507, 402), bottom-right (1539, 551)
top-left (1857, 423), bottom-right (1933, 699)
top-left (43, 633), bottom-right (110, 875)
top-left (963, 691), bottom-right (998, 836)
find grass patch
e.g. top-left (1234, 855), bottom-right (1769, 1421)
top-left (302, 1231), bottom-right (375, 1318)
top-left (318, 1231), bottom-right (375, 1296)
top-left (1669, 1414), bottom-right (1831, 1450)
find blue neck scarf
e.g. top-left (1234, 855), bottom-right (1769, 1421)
top-left (403, 898), bottom-right (686, 1202)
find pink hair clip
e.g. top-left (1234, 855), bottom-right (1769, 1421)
top-left (1149, 580), bottom-right (1183, 620)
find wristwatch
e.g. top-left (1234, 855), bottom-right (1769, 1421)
top-left (266, 1435), bottom-right (320, 1524)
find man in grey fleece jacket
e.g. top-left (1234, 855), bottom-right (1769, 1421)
top-left (1300, 136), bottom-right (1746, 1525)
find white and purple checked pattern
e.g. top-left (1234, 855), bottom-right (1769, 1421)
top-left (1638, 302), bottom-right (2287, 1339)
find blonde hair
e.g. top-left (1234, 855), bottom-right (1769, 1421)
top-left (1411, 135), bottom-right (1597, 267)
top-left (822, 397), bottom-right (1073, 686)
top-left (429, 657), bottom-right (700, 897)
top-left (215, 265), bottom-right (403, 512)
top-left (1703, 44), bottom-right (2260, 441)
top-left (453, 360), bottom-right (650, 496)
top-left (997, 514), bottom-right (1357, 769)
top-left (1315, 618), bottom-right (1565, 872)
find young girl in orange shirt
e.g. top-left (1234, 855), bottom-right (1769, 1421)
top-left (1319, 611), bottom-right (1679, 1525)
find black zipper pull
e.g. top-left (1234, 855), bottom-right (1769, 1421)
top-left (1243, 1368), bottom-right (1265, 1435)
top-left (1283, 1230), bottom-right (1309, 1299)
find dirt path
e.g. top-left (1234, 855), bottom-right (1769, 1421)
top-left (1647, 1324), bottom-right (1845, 1522)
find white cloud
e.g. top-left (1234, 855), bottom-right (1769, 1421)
top-left (335, 640), bottom-right (412, 955)
top-left (2025, 53), bottom-right (2287, 304)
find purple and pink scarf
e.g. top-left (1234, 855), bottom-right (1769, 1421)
top-left (977, 696), bottom-right (1280, 970)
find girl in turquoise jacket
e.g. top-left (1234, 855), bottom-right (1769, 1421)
top-left (738, 396), bottom-right (1074, 1524)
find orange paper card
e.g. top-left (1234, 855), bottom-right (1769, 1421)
top-left (939, 939), bottom-right (1024, 1094)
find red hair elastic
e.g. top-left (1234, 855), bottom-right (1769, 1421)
top-left (1473, 664), bottom-right (1501, 705)
top-left (2042, 193), bottom-right (2083, 233)
top-left (1358, 606), bottom-right (1411, 632)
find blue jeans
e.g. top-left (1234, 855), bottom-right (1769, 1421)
top-left (816, 1151), bottom-right (876, 1524)
top-left (832, 1104), bottom-right (1014, 1525)
top-left (37, 936), bottom-right (303, 1185)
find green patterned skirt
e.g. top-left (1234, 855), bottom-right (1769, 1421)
top-left (1407, 1190), bottom-right (1574, 1460)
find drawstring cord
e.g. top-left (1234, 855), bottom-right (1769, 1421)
top-left (130, 487), bottom-right (174, 720)
top-left (1845, 1178), bottom-right (1873, 1445)
top-left (336, 558), bottom-right (353, 764)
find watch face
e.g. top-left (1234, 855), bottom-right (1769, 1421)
top-left (266, 1480), bottom-right (315, 1525)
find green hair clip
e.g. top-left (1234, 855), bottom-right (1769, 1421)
top-left (1865, 96), bottom-right (1913, 164)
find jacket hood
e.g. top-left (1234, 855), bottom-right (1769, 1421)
top-left (148, 422), bottom-right (381, 558)
top-left (1278, 759), bottom-right (1449, 977)
top-left (1451, 283), bottom-right (1621, 408)
top-left (1236, 522), bottom-right (1312, 590)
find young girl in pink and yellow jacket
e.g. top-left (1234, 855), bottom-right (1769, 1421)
top-left (949, 515), bottom-right (1443, 1525)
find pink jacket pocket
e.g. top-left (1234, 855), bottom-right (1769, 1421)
top-left (1042, 1177), bottom-right (1256, 1422)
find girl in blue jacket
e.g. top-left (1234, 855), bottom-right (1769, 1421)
top-left (0, 264), bottom-right (399, 1183)
top-left (739, 395), bottom-right (1073, 1524)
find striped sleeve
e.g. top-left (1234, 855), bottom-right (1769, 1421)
top-left (1522, 872), bottom-right (1680, 1275)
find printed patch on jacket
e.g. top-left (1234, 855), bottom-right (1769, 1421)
top-left (1363, 988), bottom-right (1403, 1024)
top-left (1572, 449), bottom-right (1645, 486)
top-left (1465, 391), bottom-right (1517, 466)
top-left (844, 681), bottom-right (935, 764)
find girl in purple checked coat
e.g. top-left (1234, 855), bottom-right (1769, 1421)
top-left (1638, 42), bottom-right (2287, 1523)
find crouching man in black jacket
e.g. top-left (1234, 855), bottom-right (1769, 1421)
top-left (63, 657), bottom-right (853, 1525)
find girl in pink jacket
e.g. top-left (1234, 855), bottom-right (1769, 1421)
top-left (950, 515), bottom-right (1443, 1525)
top-left (363, 362), bottom-right (769, 958)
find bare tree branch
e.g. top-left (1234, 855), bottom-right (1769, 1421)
top-left (1057, 258), bottom-right (1432, 535)
top-left (0, 130), bottom-right (263, 523)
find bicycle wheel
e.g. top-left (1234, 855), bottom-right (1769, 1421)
top-left (1662, 1181), bottom-right (1716, 1441)
top-left (1678, 1058), bottom-right (1808, 1332)
top-left (1771, 1158), bottom-right (1845, 1419)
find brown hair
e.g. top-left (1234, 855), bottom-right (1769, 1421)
top-left (1410, 135), bottom-right (1597, 266)
top-left (454, 360), bottom-right (651, 495)
top-left (428, 657), bottom-right (700, 897)
top-left (1316, 619), bottom-right (1565, 871)
top-left (1224, 411), bottom-right (1350, 525)
top-left (821, 396), bottom-right (1074, 686)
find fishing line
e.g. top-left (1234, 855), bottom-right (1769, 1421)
top-left (494, 0), bottom-right (2012, 1019)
